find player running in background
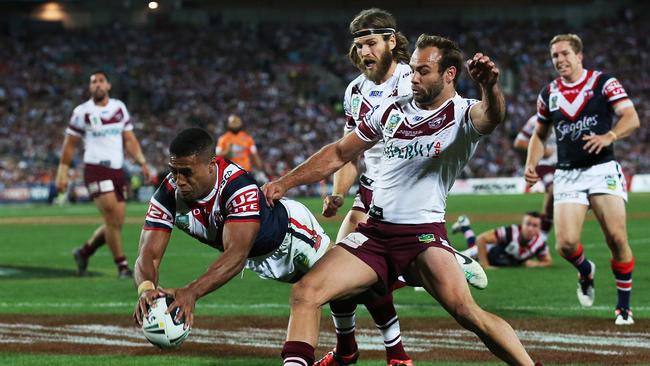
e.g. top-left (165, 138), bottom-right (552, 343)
top-left (265, 34), bottom-right (540, 366)
top-left (56, 71), bottom-right (151, 278)
top-left (525, 34), bottom-right (640, 325)
top-left (514, 115), bottom-right (556, 240)
top-left (452, 213), bottom-right (552, 269)
top-left (216, 114), bottom-right (267, 182)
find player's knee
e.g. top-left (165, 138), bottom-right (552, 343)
top-left (290, 280), bottom-right (323, 309)
top-left (555, 236), bottom-right (578, 256)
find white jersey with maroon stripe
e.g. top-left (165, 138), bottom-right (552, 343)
top-left (66, 98), bottom-right (133, 169)
top-left (343, 63), bottom-right (413, 185)
top-left (356, 93), bottom-right (481, 224)
top-left (515, 115), bottom-right (557, 166)
top-left (494, 224), bottom-right (549, 262)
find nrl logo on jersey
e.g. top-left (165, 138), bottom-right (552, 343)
top-left (175, 214), bottom-right (190, 230)
top-left (384, 111), bottom-right (404, 137)
top-left (351, 94), bottom-right (362, 120)
top-left (549, 94), bottom-right (560, 111)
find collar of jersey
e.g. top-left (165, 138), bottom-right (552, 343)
top-left (411, 92), bottom-right (457, 114)
top-left (559, 69), bottom-right (587, 88)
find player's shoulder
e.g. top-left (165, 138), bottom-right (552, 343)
top-left (345, 74), bottom-right (366, 96)
top-left (109, 98), bottom-right (128, 109)
top-left (74, 99), bottom-right (93, 112)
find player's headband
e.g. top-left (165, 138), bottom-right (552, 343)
top-left (352, 28), bottom-right (396, 39)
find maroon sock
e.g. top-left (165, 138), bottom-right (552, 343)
top-left (114, 256), bottom-right (129, 271)
top-left (329, 299), bottom-right (358, 356)
top-left (281, 340), bottom-right (314, 366)
top-left (79, 242), bottom-right (98, 258)
top-left (366, 293), bottom-right (409, 362)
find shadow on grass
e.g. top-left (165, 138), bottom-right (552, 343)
top-left (0, 265), bottom-right (102, 279)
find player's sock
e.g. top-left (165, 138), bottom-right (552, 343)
top-left (282, 340), bottom-right (314, 366)
top-left (460, 226), bottom-right (476, 248)
top-left (611, 257), bottom-right (634, 310)
top-left (366, 293), bottom-right (409, 362)
top-left (329, 299), bottom-right (358, 356)
top-left (561, 242), bottom-right (593, 277)
top-left (79, 236), bottom-right (104, 258)
top-left (114, 256), bottom-right (129, 272)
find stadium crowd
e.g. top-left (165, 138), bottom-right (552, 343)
top-left (1, 13), bottom-right (648, 194)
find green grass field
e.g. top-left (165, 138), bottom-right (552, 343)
top-left (1, 193), bottom-right (649, 365)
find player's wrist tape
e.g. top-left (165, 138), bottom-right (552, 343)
top-left (137, 280), bottom-right (155, 296)
top-left (607, 130), bottom-right (618, 141)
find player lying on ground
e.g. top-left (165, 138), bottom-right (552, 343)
top-left (452, 213), bottom-right (552, 269)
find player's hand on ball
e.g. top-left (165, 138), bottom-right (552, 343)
top-left (160, 287), bottom-right (197, 330)
top-left (524, 164), bottom-right (539, 187)
top-left (261, 180), bottom-right (287, 207)
top-left (467, 53), bottom-right (499, 87)
top-left (322, 195), bottom-right (344, 217)
top-left (133, 288), bottom-right (165, 326)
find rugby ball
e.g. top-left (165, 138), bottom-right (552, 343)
top-left (142, 296), bottom-right (191, 349)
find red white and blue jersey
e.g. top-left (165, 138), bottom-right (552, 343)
top-left (537, 69), bottom-right (634, 169)
top-left (344, 63), bottom-right (413, 186)
top-left (66, 98), bottom-right (133, 169)
top-left (355, 93), bottom-right (481, 224)
top-left (494, 224), bottom-right (549, 263)
top-left (143, 158), bottom-right (289, 257)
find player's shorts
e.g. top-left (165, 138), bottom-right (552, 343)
top-left (337, 218), bottom-right (454, 293)
top-left (487, 244), bottom-right (522, 267)
top-left (246, 199), bottom-right (330, 283)
top-left (553, 160), bottom-right (627, 205)
top-left (535, 165), bottom-right (555, 191)
top-left (83, 163), bottom-right (127, 201)
top-left (351, 175), bottom-right (374, 213)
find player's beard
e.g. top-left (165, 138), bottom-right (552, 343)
top-left (92, 89), bottom-right (107, 103)
top-left (364, 45), bottom-right (393, 84)
top-left (413, 75), bottom-right (444, 107)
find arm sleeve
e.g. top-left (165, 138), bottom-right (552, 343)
top-left (221, 174), bottom-right (262, 223)
top-left (536, 86), bottom-right (552, 124)
top-left (144, 174), bottom-right (176, 231)
top-left (343, 83), bottom-right (357, 133)
top-left (601, 76), bottom-right (634, 113)
top-left (66, 107), bottom-right (86, 137)
top-left (120, 101), bottom-right (133, 131)
top-left (354, 100), bottom-right (388, 143)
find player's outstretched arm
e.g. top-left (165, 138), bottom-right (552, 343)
top-left (467, 53), bottom-right (506, 135)
top-left (133, 229), bottom-right (172, 325)
top-left (524, 122), bottom-right (551, 187)
top-left (263, 133), bottom-right (372, 206)
top-left (162, 221), bottom-right (260, 329)
top-left (476, 230), bottom-right (497, 269)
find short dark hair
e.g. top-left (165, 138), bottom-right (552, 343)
top-left (169, 128), bottom-right (215, 162)
top-left (90, 70), bottom-right (109, 81)
top-left (415, 34), bottom-right (463, 85)
top-left (525, 211), bottom-right (542, 219)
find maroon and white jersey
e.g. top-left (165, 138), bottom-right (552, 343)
top-left (356, 94), bottom-right (481, 224)
top-left (515, 115), bottom-right (557, 166)
top-left (343, 63), bottom-right (413, 186)
top-left (144, 158), bottom-right (290, 258)
top-left (66, 98), bottom-right (133, 169)
top-left (537, 69), bottom-right (633, 169)
top-left (494, 224), bottom-right (549, 262)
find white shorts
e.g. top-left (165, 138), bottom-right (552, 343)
top-left (245, 199), bottom-right (330, 283)
top-left (553, 160), bottom-right (628, 206)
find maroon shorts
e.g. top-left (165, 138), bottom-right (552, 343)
top-left (535, 165), bottom-right (555, 191)
top-left (84, 163), bottom-right (127, 202)
top-left (338, 218), bottom-right (454, 293)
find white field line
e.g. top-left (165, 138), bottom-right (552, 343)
top-left (0, 302), bottom-right (648, 313)
top-left (0, 322), bottom-right (646, 356)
